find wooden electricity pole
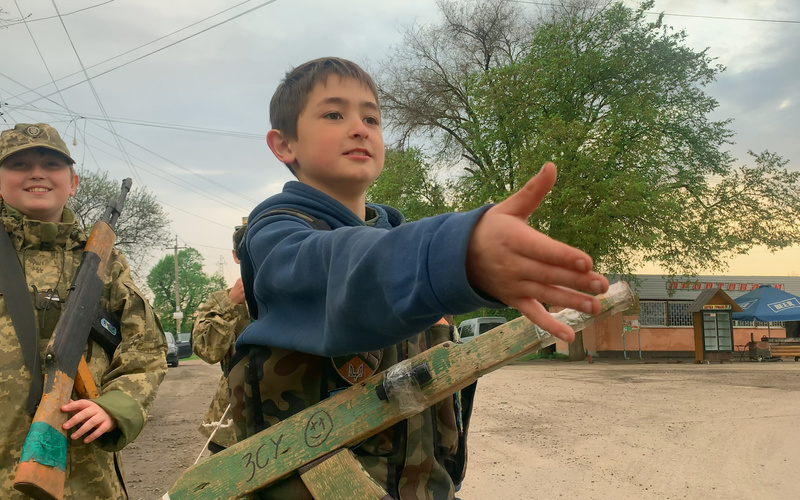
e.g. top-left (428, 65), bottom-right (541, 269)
top-left (171, 236), bottom-right (186, 334)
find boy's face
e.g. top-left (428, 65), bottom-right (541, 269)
top-left (0, 149), bottom-right (78, 223)
top-left (275, 76), bottom-right (384, 197)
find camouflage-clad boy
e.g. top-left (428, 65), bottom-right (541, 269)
top-left (0, 123), bottom-right (167, 499)
top-left (230, 58), bottom-right (609, 499)
top-left (192, 223), bottom-right (250, 452)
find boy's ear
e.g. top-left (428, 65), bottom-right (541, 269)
top-left (266, 129), bottom-right (296, 165)
top-left (69, 171), bottom-right (79, 196)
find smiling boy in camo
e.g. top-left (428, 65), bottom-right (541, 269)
top-left (0, 123), bottom-right (167, 499)
top-left (229, 57), bottom-right (608, 499)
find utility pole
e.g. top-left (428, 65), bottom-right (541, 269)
top-left (171, 236), bottom-right (186, 334)
top-left (217, 255), bottom-right (225, 276)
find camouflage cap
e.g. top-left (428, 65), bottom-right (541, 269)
top-left (0, 123), bottom-right (76, 165)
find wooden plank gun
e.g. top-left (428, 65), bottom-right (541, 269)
top-left (165, 282), bottom-right (633, 499)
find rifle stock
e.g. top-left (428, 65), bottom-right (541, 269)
top-left (14, 179), bottom-right (132, 500)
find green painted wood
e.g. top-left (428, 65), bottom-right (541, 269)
top-left (299, 449), bottom-right (391, 500)
top-left (164, 283), bottom-right (632, 500)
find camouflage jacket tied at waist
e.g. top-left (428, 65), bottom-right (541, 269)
top-left (229, 321), bottom-right (468, 500)
top-left (192, 288), bottom-right (250, 447)
top-left (0, 203), bottom-right (167, 499)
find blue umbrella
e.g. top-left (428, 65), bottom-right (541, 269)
top-left (732, 285), bottom-right (800, 326)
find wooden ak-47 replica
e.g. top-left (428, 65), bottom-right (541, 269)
top-left (14, 179), bottom-right (133, 500)
top-left (165, 282), bottom-right (633, 500)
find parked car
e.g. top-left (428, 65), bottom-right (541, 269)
top-left (165, 331), bottom-right (179, 367)
top-left (175, 332), bottom-right (193, 359)
top-left (458, 316), bottom-right (507, 342)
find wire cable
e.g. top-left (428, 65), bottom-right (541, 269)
top-left (3, 0), bottom-right (116, 26)
top-left (8, 0), bottom-right (257, 103)
top-left (16, 0), bottom-right (281, 108)
top-left (73, 125), bottom-right (254, 212)
top-left (508, 0), bottom-right (800, 23)
top-left (1, 82), bottom-right (261, 208)
top-left (49, 0), bottom-right (144, 186)
top-left (7, 104), bottom-right (262, 139)
top-left (11, 0), bottom-right (76, 125)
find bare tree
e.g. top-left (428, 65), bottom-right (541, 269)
top-left (69, 168), bottom-right (171, 280)
top-left (377, 0), bottom-right (534, 170)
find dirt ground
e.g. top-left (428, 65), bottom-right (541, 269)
top-left (124, 358), bottom-right (800, 499)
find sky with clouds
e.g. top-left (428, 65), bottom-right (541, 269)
top-left (1, 0), bottom-right (798, 285)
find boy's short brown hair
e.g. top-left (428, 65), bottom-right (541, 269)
top-left (269, 57), bottom-right (379, 143)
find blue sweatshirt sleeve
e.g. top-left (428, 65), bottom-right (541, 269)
top-left (235, 207), bottom-right (503, 356)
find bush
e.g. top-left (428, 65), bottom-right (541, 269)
top-left (518, 351), bottom-right (569, 361)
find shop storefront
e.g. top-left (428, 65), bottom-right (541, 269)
top-left (554, 275), bottom-right (800, 359)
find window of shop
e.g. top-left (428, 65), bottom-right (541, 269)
top-left (640, 301), bottom-right (693, 327)
top-left (640, 301), bottom-right (666, 326)
top-left (667, 302), bottom-right (693, 326)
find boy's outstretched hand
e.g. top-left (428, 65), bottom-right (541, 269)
top-left (62, 398), bottom-right (118, 444)
top-left (465, 162), bottom-right (609, 342)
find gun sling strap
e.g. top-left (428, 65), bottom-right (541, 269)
top-left (0, 228), bottom-right (42, 415)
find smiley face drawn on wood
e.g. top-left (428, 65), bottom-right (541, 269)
top-left (304, 410), bottom-right (334, 448)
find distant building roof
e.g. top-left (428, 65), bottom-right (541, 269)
top-left (687, 288), bottom-right (744, 313)
top-left (618, 275), bottom-right (800, 301)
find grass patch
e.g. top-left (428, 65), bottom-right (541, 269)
top-left (518, 351), bottom-right (569, 361)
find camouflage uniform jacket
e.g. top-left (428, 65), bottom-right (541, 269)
top-left (192, 289), bottom-right (250, 448)
top-left (0, 203), bottom-right (167, 499)
top-left (231, 182), bottom-right (500, 499)
top-left (229, 321), bottom-right (468, 500)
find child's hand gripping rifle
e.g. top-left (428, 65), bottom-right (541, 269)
top-left (14, 179), bottom-right (133, 500)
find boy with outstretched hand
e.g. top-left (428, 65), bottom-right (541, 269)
top-left (230, 57), bottom-right (608, 499)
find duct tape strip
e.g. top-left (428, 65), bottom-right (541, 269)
top-left (380, 360), bottom-right (431, 414)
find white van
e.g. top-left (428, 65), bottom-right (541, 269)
top-left (458, 316), bottom-right (507, 342)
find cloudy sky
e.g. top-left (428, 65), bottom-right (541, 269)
top-left (1, 0), bottom-right (798, 285)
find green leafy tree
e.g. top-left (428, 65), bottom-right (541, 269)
top-left (463, 1), bottom-right (800, 276)
top-left (69, 168), bottom-right (170, 279)
top-left (367, 148), bottom-right (451, 221)
top-left (380, 0), bottom-right (800, 278)
top-left (146, 248), bottom-right (226, 333)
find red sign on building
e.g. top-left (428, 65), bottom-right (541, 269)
top-left (667, 282), bottom-right (783, 292)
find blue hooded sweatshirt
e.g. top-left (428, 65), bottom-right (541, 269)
top-left (235, 181), bottom-right (503, 357)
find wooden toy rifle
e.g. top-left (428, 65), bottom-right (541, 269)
top-left (165, 282), bottom-right (633, 500)
top-left (14, 178), bottom-right (133, 500)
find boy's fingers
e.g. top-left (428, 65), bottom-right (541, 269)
top-left (494, 162), bottom-right (557, 219)
top-left (511, 282), bottom-right (603, 316)
top-left (83, 421), bottom-right (111, 443)
top-left (506, 254), bottom-right (608, 297)
top-left (510, 222), bottom-right (598, 274)
top-left (513, 299), bottom-right (575, 342)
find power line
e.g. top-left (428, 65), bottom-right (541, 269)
top-left (15, 0), bottom-right (282, 108)
top-left (508, 0), bottom-right (800, 24)
top-left (48, 0), bottom-right (144, 186)
top-left (72, 124), bottom-right (255, 213)
top-left (650, 11), bottom-right (800, 24)
top-left (8, 0), bottom-right (259, 103)
top-left (3, 0), bottom-right (116, 26)
top-left (1, 82), bottom-right (260, 210)
top-left (7, 104), bottom-right (263, 139)
top-left (5, 99), bottom-right (251, 217)
top-left (11, 0), bottom-right (76, 124)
